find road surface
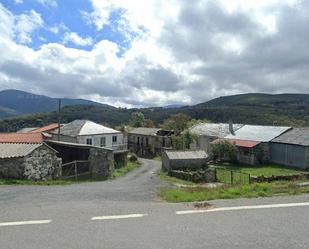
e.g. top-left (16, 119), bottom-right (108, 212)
top-left (1, 159), bottom-right (309, 249)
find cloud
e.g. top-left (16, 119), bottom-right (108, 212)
top-left (36, 0), bottom-right (57, 8)
top-left (1, 1), bottom-right (309, 108)
top-left (62, 32), bottom-right (93, 46)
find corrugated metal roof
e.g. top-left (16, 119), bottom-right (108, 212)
top-left (129, 127), bottom-right (161, 136)
top-left (165, 150), bottom-right (208, 160)
top-left (0, 143), bottom-right (42, 159)
top-left (30, 123), bottom-right (59, 133)
top-left (17, 127), bottom-right (39, 133)
top-left (225, 125), bottom-right (291, 142)
top-left (189, 123), bottom-right (243, 137)
top-left (53, 120), bottom-right (119, 137)
top-left (0, 133), bottom-right (44, 143)
top-left (272, 128), bottom-right (309, 146)
top-left (46, 140), bottom-right (113, 151)
top-left (212, 138), bottom-right (261, 148)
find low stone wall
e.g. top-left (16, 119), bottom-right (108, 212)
top-left (169, 169), bottom-right (217, 183)
top-left (250, 173), bottom-right (309, 183)
top-left (89, 148), bottom-right (114, 177)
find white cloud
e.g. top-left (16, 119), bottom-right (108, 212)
top-left (62, 32), bottom-right (93, 46)
top-left (13, 0), bottom-right (23, 4)
top-left (36, 0), bottom-right (57, 8)
top-left (49, 22), bottom-right (68, 34)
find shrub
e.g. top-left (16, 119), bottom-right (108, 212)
top-left (129, 153), bottom-right (138, 162)
top-left (212, 140), bottom-right (237, 162)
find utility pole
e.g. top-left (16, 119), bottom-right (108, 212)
top-left (57, 99), bottom-right (61, 141)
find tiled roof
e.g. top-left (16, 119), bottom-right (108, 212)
top-left (52, 120), bottom-right (119, 137)
top-left (30, 123), bottom-right (59, 133)
top-left (129, 127), bottom-right (161, 136)
top-left (165, 150), bottom-right (208, 160)
top-left (189, 123), bottom-right (243, 137)
top-left (225, 125), bottom-right (291, 142)
top-left (0, 133), bottom-right (44, 144)
top-left (272, 128), bottom-right (309, 146)
top-left (0, 143), bottom-right (42, 158)
top-left (212, 139), bottom-right (261, 148)
top-left (17, 127), bottom-right (39, 133)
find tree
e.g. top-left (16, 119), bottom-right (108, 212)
top-left (171, 130), bottom-right (197, 150)
top-left (144, 118), bottom-right (155, 128)
top-left (129, 112), bottom-right (145, 127)
top-left (211, 140), bottom-right (237, 162)
top-left (161, 113), bottom-right (191, 135)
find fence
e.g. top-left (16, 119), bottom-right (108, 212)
top-left (215, 167), bottom-right (251, 185)
top-left (61, 160), bottom-right (90, 180)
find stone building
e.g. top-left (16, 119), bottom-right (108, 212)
top-left (128, 127), bottom-right (174, 157)
top-left (162, 150), bottom-right (209, 172)
top-left (0, 133), bottom-right (61, 180)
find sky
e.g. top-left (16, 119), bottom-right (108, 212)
top-left (0, 0), bottom-right (308, 108)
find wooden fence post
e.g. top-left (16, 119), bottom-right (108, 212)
top-left (231, 170), bottom-right (234, 184)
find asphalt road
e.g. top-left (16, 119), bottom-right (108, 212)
top-left (1, 159), bottom-right (309, 249)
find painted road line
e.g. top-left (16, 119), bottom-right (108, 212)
top-left (176, 202), bottom-right (309, 215)
top-left (0, 220), bottom-right (51, 227)
top-left (92, 213), bottom-right (147, 221)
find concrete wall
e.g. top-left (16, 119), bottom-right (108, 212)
top-left (88, 148), bottom-right (114, 177)
top-left (0, 145), bottom-right (62, 180)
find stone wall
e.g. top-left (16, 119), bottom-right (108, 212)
top-left (0, 158), bottom-right (25, 179)
top-left (89, 148), bottom-right (114, 177)
top-left (23, 145), bottom-right (62, 180)
top-left (169, 169), bottom-right (217, 183)
top-left (250, 173), bottom-right (309, 183)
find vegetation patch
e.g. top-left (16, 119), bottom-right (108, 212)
top-left (112, 161), bottom-right (141, 178)
top-left (158, 170), bottom-right (195, 186)
top-left (212, 163), bottom-right (309, 177)
top-left (159, 181), bottom-right (309, 202)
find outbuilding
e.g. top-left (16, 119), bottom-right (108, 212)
top-left (0, 133), bottom-right (61, 180)
top-left (162, 150), bottom-right (209, 171)
top-left (270, 128), bottom-right (309, 169)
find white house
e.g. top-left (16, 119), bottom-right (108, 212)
top-left (51, 120), bottom-right (126, 151)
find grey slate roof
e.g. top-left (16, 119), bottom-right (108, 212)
top-left (0, 143), bottom-right (42, 159)
top-left (271, 128), bottom-right (309, 146)
top-left (165, 150), bottom-right (208, 160)
top-left (129, 127), bottom-right (161, 136)
top-left (189, 123), bottom-right (243, 137)
top-left (225, 125), bottom-right (291, 142)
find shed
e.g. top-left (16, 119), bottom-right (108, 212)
top-left (162, 150), bottom-right (209, 171)
top-left (0, 142), bottom-right (61, 180)
top-left (270, 128), bottom-right (309, 169)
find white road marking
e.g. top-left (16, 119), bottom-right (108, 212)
top-left (0, 219), bottom-right (51, 227)
top-left (91, 213), bottom-right (147, 221)
top-left (176, 202), bottom-right (309, 215)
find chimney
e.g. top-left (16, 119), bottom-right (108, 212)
top-left (229, 120), bottom-right (235, 135)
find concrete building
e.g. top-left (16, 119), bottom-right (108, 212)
top-left (0, 133), bottom-right (61, 180)
top-left (128, 127), bottom-right (174, 157)
top-left (162, 150), bottom-right (209, 171)
top-left (189, 123), bottom-right (243, 153)
top-left (221, 125), bottom-right (291, 165)
top-left (270, 128), bottom-right (309, 169)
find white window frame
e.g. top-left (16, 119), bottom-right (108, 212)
top-left (100, 137), bottom-right (106, 147)
top-left (86, 138), bottom-right (92, 145)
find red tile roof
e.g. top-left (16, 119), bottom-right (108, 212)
top-left (212, 138), bottom-right (261, 148)
top-left (30, 123), bottom-right (59, 133)
top-left (0, 133), bottom-right (44, 144)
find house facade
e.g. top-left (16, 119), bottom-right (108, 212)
top-left (128, 127), bottom-right (174, 157)
top-left (189, 123), bottom-right (243, 153)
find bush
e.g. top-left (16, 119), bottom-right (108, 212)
top-left (129, 153), bottom-right (138, 162)
top-left (212, 140), bottom-right (237, 162)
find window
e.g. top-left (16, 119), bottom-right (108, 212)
top-left (137, 137), bottom-right (140, 144)
top-left (86, 138), bottom-right (92, 145)
top-left (146, 137), bottom-right (149, 146)
top-left (112, 135), bottom-right (117, 143)
top-left (100, 137), bottom-right (106, 147)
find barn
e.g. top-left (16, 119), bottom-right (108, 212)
top-left (270, 128), bottom-right (309, 169)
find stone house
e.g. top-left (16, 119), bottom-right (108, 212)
top-left (189, 123), bottom-right (243, 153)
top-left (128, 127), bottom-right (174, 157)
top-left (0, 133), bottom-right (61, 180)
top-left (218, 125), bottom-right (291, 165)
top-left (162, 150), bottom-right (209, 172)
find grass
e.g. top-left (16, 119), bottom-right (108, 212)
top-left (158, 170), bottom-right (195, 186)
top-left (112, 161), bottom-right (141, 178)
top-left (159, 181), bottom-right (309, 202)
top-left (212, 163), bottom-right (309, 177)
top-left (153, 155), bottom-right (162, 161)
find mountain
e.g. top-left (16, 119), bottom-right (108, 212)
top-left (1, 92), bottom-right (309, 132)
top-left (0, 89), bottom-right (111, 117)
